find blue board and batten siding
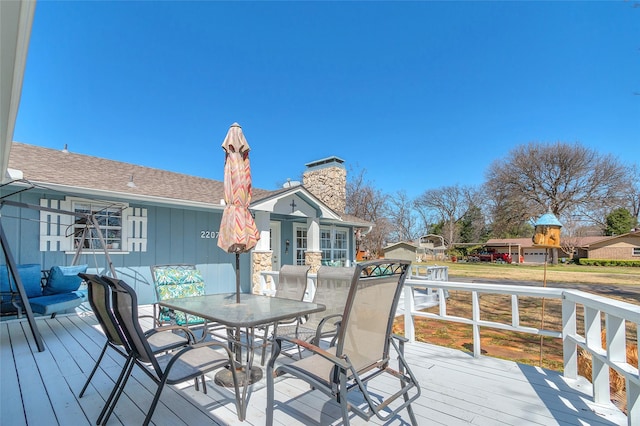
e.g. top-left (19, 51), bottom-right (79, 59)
top-left (0, 190), bottom-right (246, 305)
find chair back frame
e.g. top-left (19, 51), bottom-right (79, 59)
top-left (102, 276), bottom-right (164, 375)
top-left (80, 273), bottom-right (126, 348)
top-left (303, 265), bottom-right (353, 343)
top-left (275, 264), bottom-right (310, 301)
top-left (336, 261), bottom-right (410, 373)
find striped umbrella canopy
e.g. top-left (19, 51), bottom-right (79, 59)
top-left (217, 123), bottom-right (260, 302)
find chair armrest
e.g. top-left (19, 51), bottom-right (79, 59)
top-left (274, 335), bottom-right (349, 369)
top-left (313, 313), bottom-right (343, 345)
top-left (390, 333), bottom-right (407, 356)
top-left (145, 325), bottom-right (197, 343)
top-left (316, 313), bottom-right (342, 330)
top-left (392, 333), bottom-right (409, 343)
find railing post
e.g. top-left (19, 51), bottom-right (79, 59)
top-left (628, 328), bottom-right (640, 426)
top-left (404, 285), bottom-right (415, 342)
top-left (511, 294), bottom-right (520, 328)
top-left (472, 290), bottom-right (481, 358)
top-left (628, 382), bottom-right (639, 426)
top-left (606, 314), bottom-right (626, 364)
top-left (562, 296), bottom-right (577, 379)
top-left (586, 307), bottom-right (609, 405)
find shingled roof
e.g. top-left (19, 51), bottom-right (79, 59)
top-left (7, 143), bottom-right (373, 229)
top-left (7, 143), bottom-right (271, 206)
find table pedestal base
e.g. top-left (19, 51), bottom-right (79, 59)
top-left (214, 364), bottom-right (263, 387)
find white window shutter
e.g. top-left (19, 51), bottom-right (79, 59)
top-left (39, 199), bottom-right (73, 252)
top-left (127, 208), bottom-right (147, 252)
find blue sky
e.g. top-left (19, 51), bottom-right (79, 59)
top-left (14, 1), bottom-right (640, 199)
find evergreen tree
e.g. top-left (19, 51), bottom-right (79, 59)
top-left (605, 208), bottom-right (637, 236)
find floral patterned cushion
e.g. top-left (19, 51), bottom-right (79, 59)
top-left (153, 268), bottom-right (204, 286)
top-left (152, 266), bottom-right (206, 326)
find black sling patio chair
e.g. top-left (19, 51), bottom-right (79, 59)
top-left (77, 273), bottom-right (195, 398)
top-left (266, 260), bottom-right (421, 426)
top-left (98, 275), bottom-right (242, 425)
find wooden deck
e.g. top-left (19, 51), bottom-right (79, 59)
top-left (0, 306), bottom-right (628, 426)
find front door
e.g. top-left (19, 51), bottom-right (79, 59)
top-left (270, 221), bottom-right (281, 270)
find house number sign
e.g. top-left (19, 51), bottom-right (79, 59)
top-left (200, 231), bottom-right (219, 239)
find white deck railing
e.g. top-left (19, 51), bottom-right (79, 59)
top-left (259, 265), bottom-right (450, 302)
top-left (259, 265), bottom-right (639, 424)
top-left (403, 277), bottom-right (640, 425)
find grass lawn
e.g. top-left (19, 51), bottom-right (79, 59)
top-left (444, 261), bottom-right (640, 286)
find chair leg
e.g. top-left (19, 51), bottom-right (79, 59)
top-left (142, 376), bottom-right (169, 426)
top-left (261, 324), bottom-right (270, 366)
top-left (97, 357), bottom-right (135, 425)
top-left (265, 338), bottom-right (282, 426)
top-left (79, 342), bottom-right (109, 397)
top-left (338, 371), bottom-right (351, 426)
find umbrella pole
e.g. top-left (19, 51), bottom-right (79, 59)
top-left (235, 252), bottom-right (241, 304)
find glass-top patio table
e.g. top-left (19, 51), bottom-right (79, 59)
top-left (158, 292), bottom-right (325, 419)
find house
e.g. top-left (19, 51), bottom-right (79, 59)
top-left (583, 230), bottom-right (640, 260)
top-left (484, 234), bottom-right (638, 263)
top-left (1, 144), bottom-right (371, 305)
top-left (382, 241), bottom-right (420, 262)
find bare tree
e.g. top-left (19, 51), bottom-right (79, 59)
top-left (345, 168), bottom-right (391, 257)
top-left (414, 184), bottom-right (478, 247)
top-left (482, 183), bottom-right (534, 238)
top-left (485, 142), bottom-right (630, 224)
top-left (387, 190), bottom-right (420, 243)
top-left (621, 164), bottom-right (640, 222)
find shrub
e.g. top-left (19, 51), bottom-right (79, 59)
top-left (576, 259), bottom-right (640, 267)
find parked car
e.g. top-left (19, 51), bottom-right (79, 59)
top-left (468, 252), bottom-right (512, 263)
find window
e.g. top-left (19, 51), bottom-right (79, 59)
top-left (633, 247), bottom-right (640, 256)
top-left (73, 201), bottom-right (124, 250)
top-left (321, 227), bottom-right (348, 266)
top-left (295, 227), bottom-right (307, 265)
top-left (39, 197), bottom-right (148, 253)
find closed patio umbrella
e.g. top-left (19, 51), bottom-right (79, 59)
top-left (217, 122), bottom-right (260, 303)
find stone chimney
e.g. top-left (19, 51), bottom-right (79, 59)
top-left (303, 156), bottom-right (346, 214)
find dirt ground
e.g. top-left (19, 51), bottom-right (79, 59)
top-left (393, 292), bottom-right (568, 370)
top-left (393, 264), bottom-right (640, 371)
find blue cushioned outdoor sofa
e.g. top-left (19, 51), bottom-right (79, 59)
top-left (0, 264), bottom-right (88, 318)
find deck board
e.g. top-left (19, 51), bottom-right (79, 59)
top-left (0, 306), bottom-right (627, 426)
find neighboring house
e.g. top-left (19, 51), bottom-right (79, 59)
top-left (584, 231), bottom-right (640, 260)
top-left (484, 234), bottom-right (638, 263)
top-left (1, 144), bottom-right (371, 304)
top-left (383, 241), bottom-right (420, 263)
top-left (383, 236), bottom-right (447, 263)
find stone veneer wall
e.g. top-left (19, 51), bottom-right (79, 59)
top-left (252, 251), bottom-right (272, 294)
top-left (303, 165), bottom-right (346, 214)
top-left (305, 251), bottom-right (322, 274)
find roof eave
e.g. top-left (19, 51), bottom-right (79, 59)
top-left (10, 180), bottom-right (226, 211)
top-left (1, 0), bottom-right (36, 182)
